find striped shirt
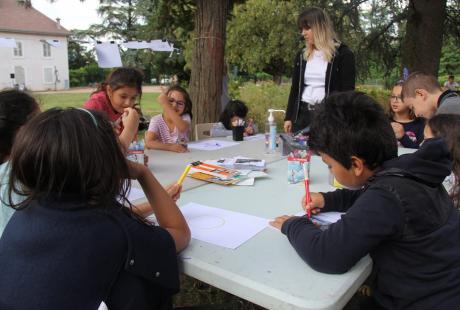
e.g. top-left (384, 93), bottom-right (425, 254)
top-left (147, 114), bottom-right (191, 144)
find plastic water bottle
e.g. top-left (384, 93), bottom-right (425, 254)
top-left (265, 109), bottom-right (285, 154)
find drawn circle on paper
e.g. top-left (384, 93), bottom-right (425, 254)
top-left (188, 215), bottom-right (225, 230)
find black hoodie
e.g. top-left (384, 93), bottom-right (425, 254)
top-left (282, 138), bottom-right (460, 310)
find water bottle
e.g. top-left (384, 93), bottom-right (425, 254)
top-left (265, 109), bottom-right (285, 154)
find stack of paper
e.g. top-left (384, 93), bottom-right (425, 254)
top-left (188, 161), bottom-right (245, 185)
top-left (207, 156), bottom-right (266, 171)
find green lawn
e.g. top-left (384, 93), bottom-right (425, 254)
top-left (33, 92), bottom-right (162, 116)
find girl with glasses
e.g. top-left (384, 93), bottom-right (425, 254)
top-left (145, 85), bottom-right (193, 153)
top-left (389, 80), bottom-right (425, 148)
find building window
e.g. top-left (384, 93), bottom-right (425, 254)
top-left (13, 42), bottom-right (23, 57)
top-left (43, 42), bottom-right (51, 57)
top-left (43, 67), bottom-right (54, 84)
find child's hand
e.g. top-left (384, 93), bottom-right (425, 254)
top-left (122, 107), bottom-right (140, 128)
top-left (244, 125), bottom-right (254, 136)
top-left (158, 91), bottom-right (170, 107)
top-left (284, 121), bottom-right (292, 133)
top-left (165, 183), bottom-right (182, 201)
top-left (302, 192), bottom-right (325, 215)
top-left (390, 122), bottom-right (405, 139)
top-left (168, 144), bottom-right (188, 153)
top-left (270, 215), bottom-right (295, 230)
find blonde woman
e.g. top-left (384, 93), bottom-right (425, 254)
top-left (284, 7), bottom-right (356, 133)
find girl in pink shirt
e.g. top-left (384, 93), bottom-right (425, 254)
top-left (84, 67), bottom-right (143, 152)
top-left (145, 86), bottom-right (193, 153)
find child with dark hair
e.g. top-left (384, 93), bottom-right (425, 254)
top-left (0, 108), bottom-right (190, 309)
top-left (271, 91), bottom-right (460, 309)
top-left (145, 85), bottom-right (193, 153)
top-left (0, 89), bottom-right (39, 236)
top-left (84, 67), bottom-right (144, 151)
top-left (425, 114), bottom-right (460, 209)
top-left (388, 80), bottom-right (424, 148)
top-left (210, 100), bottom-right (257, 137)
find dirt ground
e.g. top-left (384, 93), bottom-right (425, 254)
top-left (34, 85), bottom-right (163, 94)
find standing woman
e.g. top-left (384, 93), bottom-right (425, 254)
top-left (284, 7), bottom-right (356, 133)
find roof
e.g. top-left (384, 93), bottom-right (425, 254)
top-left (0, 0), bottom-right (71, 36)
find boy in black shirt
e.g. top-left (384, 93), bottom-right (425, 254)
top-left (271, 91), bottom-right (460, 310)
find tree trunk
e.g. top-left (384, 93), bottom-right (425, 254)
top-left (189, 0), bottom-right (228, 138)
top-left (401, 0), bottom-right (446, 77)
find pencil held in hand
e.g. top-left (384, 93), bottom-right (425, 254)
top-left (177, 164), bottom-right (191, 185)
top-left (303, 162), bottom-right (311, 219)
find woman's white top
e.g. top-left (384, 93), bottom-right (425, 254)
top-left (301, 50), bottom-right (327, 105)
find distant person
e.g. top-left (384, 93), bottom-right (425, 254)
top-left (0, 89), bottom-right (39, 237)
top-left (84, 67), bottom-right (143, 152)
top-left (271, 91), bottom-right (460, 310)
top-left (0, 108), bottom-right (190, 309)
top-left (444, 75), bottom-right (459, 91)
top-left (401, 72), bottom-right (460, 118)
top-left (145, 86), bottom-right (192, 153)
top-left (388, 80), bottom-right (424, 148)
top-left (210, 100), bottom-right (257, 137)
top-left (424, 113), bottom-right (460, 209)
top-left (284, 7), bottom-right (355, 133)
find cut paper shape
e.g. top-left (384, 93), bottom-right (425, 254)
top-left (180, 202), bottom-right (269, 249)
top-left (187, 139), bottom-right (239, 151)
top-left (149, 40), bottom-right (174, 51)
top-left (0, 38), bottom-right (16, 48)
top-left (121, 41), bottom-right (152, 49)
top-left (95, 42), bottom-right (122, 68)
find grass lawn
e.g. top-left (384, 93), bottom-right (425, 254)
top-left (33, 92), bottom-right (162, 116)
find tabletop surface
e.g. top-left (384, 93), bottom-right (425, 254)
top-left (176, 156), bottom-right (372, 310)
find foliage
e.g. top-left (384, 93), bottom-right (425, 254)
top-left (69, 64), bottom-right (109, 87)
top-left (226, 0), bottom-right (302, 82)
top-left (236, 81), bottom-right (291, 131)
top-left (439, 37), bottom-right (460, 76)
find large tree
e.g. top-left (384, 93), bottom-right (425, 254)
top-left (401, 0), bottom-right (447, 76)
top-left (188, 0), bottom-right (229, 128)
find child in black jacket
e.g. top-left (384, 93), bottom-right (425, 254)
top-left (271, 91), bottom-right (460, 310)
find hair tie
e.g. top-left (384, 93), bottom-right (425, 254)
top-left (76, 108), bottom-right (98, 127)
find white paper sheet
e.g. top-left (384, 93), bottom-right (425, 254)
top-left (180, 202), bottom-right (269, 249)
top-left (294, 211), bottom-right (344, 224)
top-left (95, 42), bottom-right (122, 68)
top-left (187, 139), bottom-right (239, 151)
top-left (312, 212), bottom-right (344, 224)
top-left (149, 40), bottom-right (174, 51)
top-left (0, 37), bottom-right (16, 48)
top-left (121, 41), bottom-right (152, 49)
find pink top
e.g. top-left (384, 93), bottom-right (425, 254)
top-left (84, 91), bottom-right (125, 134)
top-left (148, 114), bottom-right (191, 144)
top-left (84, 91), bottom-right (121, 122)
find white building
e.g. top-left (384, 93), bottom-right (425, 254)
top-left (0, 0), bottom-right (70, 91)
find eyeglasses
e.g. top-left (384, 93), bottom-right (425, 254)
top-left (168, 97), bottom-right (185, 108)
top-left (390, 95), bottom-right (402, 102)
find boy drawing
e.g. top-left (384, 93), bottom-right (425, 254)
top-left (270, 91), bottom-right (460, 309)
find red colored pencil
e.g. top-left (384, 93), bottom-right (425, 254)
top-left (303, 161), bottom-right (311, 219)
